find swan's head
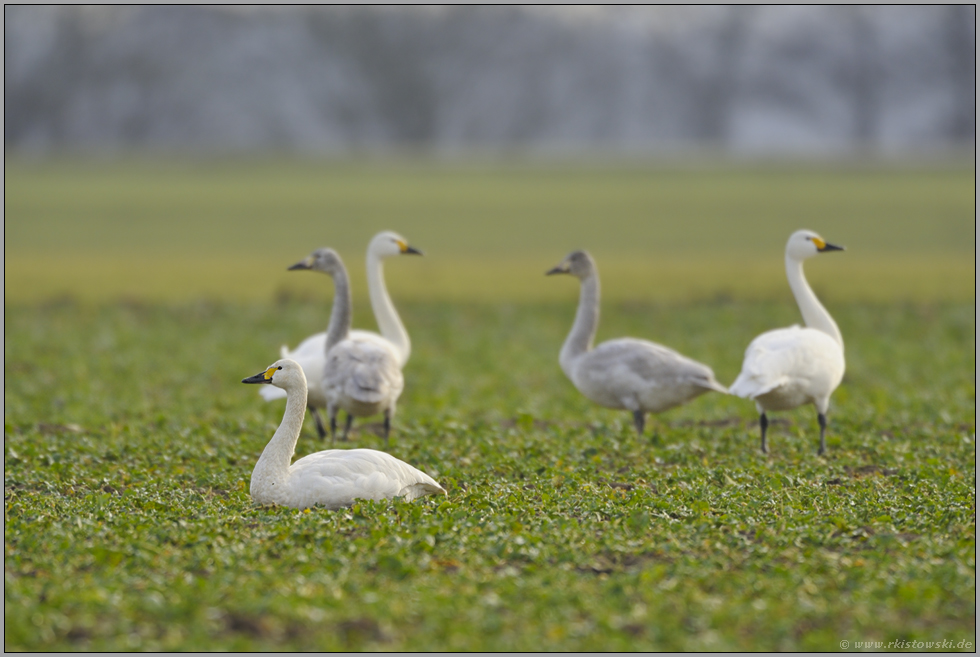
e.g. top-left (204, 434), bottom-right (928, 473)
top-left (242, 359), bottom-right (307, 390)
top-left (288, 247), bottom-right (346, 276)
top-left (369, 231), bottom-right (423, 258)
top-left (786, 230), bottom-right (845, 261)
top-left (546, 250), bottom-right (596, 279)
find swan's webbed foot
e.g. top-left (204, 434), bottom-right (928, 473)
top-left (342, 413), bottom-right (353, 441)
top-left (310, 407), bottom-right (327, 440)
top-left (632, 410), bottom-right (645, 437)
top-left (759, 412), bottom-right (769, 454)
top-left (817, 412), bottom-right (828, 455)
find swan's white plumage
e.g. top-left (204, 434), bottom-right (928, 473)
top-left (285, 448), bottom-right (445, 510)
top-left (548, 250), bottom-right (727, 435)
top-left (244, 359), bottom-right (444, 510)
top-left (729, 229), bottom-right (845, 453)
top-left (730, 325), bottom-right (844, 411)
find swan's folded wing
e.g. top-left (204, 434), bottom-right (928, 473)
top-left (730, 327), bottom-right (813, 399)
top-left (290, 449), bottom-right (444, 508)
top-left (348, 361), bottom-right (389, 403)
top-left (327, 339), bottom-right (404, 404)
top-left (589, 338), bottom-right (719, 388)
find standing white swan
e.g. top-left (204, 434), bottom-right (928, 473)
top-left (289, 247), bottom-right (405, 447)
top-left (242, 359), bottom-right (445, 510)
top-left (547, 250), bottom-right (728, 437)
top-left (260, 231), bottom-right (422, 439)
top-left (730, 229), bottom-right (845, 455)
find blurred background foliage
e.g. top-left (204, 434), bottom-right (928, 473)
top-left (5, 6), bottom-right (974, 307)
top-left (5, 6), bottom-right (976, 155)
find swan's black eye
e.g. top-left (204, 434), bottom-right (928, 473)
top-left (277, 366), bottom-right (282, 370)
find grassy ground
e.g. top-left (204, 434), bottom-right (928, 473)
top-left (4, 159), bottom-right (976, 650)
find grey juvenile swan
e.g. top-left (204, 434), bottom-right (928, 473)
top-left (260, 231), bottom-right (422, 439)
top-left (547, 250), bottom-right (727, 437)
top-left (289, 247), bottom-right (405, 447)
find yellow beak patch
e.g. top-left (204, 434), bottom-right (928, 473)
top-left (811, 236), bottom-right (827, 250)
top-left (264, 366), bottom-right (278, 381)
top-left (396, 240), bottom-right (408, 253)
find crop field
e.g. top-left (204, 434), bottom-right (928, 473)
top-left (4, 159), bottom-right (976, 650)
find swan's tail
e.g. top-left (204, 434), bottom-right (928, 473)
top-left (690, 364), bottom-right (730, 395)
top-left (729, 373), bottom-right (785, 400)
top-left (698, 375), bottom-right (730, 395)
top-left (400, 480), bottom-right (447, 501)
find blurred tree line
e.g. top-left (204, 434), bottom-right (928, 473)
top-left (4, 5), bottom-right (975, 156)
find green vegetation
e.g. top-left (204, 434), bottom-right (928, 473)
top-left (4, 159), bottom-right (976, 650)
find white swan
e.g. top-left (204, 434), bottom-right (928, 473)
top-left (547, 250), bottom-right (728, 437)
top-left (289, 247), bottom-right (405, 447)
top-left (242, 359), bottom-right (445, 510)
top-left (260, 231), bottom-right (422, 439)
top-left (729, 229), bottom-right (846, 455)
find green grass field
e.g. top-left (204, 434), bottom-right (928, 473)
top-left (4, 159), bottom-right (976, 650)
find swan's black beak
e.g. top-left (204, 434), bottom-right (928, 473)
top-left (819, 242), bottom-right (845, 252)
top-left (404, 245), bottom-right (424, 256)
top-left (242, 371), bottom-right (273, 384)
top-left (288, 258), bottom-right (312, 271)
top-left (546, 265), bottom-right (567, 276)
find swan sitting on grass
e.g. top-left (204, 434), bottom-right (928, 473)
top-left (729, 229), bottom-right (845, 455)
top-left (289, 247), bottom-right (405, 447)
top-left (547, 250), bottom-right (728, 437)
top-left (243, 359), bottom-right (445, 510)
top-left (259, 231), bottom-right (422, 439)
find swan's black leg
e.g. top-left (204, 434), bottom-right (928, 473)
top-left (383, 410), bottom-right (391, 449)
top-left (759, 412), bottom-right (769, 454)
top-left (342, 413), bottom-right (354, 441)
top-left (633, 410), bottom-right (645, 437)
top-left (329, 410), bottom-right (338, 446)
top-left (310, 407), bottom-right (327, 440)
top-left (817, 412), bottom-right (828, 455)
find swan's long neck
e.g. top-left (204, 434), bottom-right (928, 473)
top-left (786, 255), bottom-right (843, 348)
top-left (560, 270), bottom-right (599, 377)
top-left (250, 377), bottom-right (307, 503)
top-left (325, 266), bottom-right (352, 353)
top-left (367, 253), bottom-right (410, 366)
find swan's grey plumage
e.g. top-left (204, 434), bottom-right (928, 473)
top-left (548, 250), bottom-right (727, 436)
top-left (260, 231), bottom-right (421, 439)
top-left (729, 229), bottom-right (845, 455)
top-left (243, 359), bottom-right (444, 510)
top-left (289, 247), bottom-right (405, 446)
